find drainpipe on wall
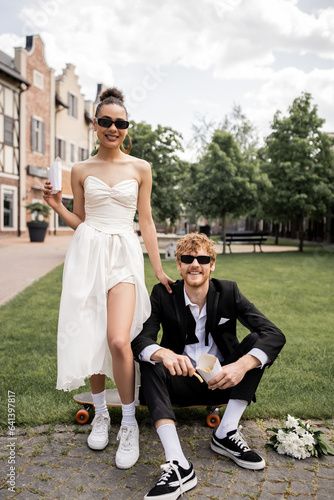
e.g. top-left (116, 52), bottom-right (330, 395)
top-left (54, 106), bottom-right (57, 235)
top-left (17, 84), bottom-right (26, 237)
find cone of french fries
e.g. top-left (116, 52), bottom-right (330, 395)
top-left (196, 353), bottom-right (221, 383)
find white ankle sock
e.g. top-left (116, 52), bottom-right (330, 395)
top-left (215, 399), bottom-right (248, 439)
top-left (121, 401), bottom-right (137, 426)
top-left (91, 390), bottom-right (108, 416)
top-left (156, 424), bottom-right (189, 469)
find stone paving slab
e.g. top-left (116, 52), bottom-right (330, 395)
top-left (0, 419), bottom-right (333, 499)
top-left (0, 234), bottom-right (71, 306)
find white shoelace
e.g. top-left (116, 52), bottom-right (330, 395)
top-left (157, 462), bottom-right (184, 495)
top-left (230, 429), bottom-right (250, 452)
top-left (117, 425), bottom-right (136, 451)
top-left (91, 414), bottom-right (109, 435)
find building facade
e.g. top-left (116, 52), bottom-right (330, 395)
top-left (0, 50), bottom-right (29, 234)
top-left (15, 35), bottom-right (55, 231)
top-left (0, 36), bottom-right (95, 237)
top-left (55, 63), bottom-right (93, 231)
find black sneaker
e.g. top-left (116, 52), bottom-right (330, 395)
top-left (211, 428), bottom-right (265, 470)
top-left (144, 460), bottom-right (197, 499)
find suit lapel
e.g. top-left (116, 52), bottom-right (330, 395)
top-left (172, 281), bottom-right (187, 346)
top-left (205, 280), bottom-right (220, 346)
top-left (172, 280), bottom-right (198, 345)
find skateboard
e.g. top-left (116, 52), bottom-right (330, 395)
top-left (74, 388), bottom-right (223, 428)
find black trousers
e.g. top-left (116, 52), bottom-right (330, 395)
top-left (138, 333), bottom-right (265, 423)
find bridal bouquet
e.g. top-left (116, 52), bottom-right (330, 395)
top-left (267, 415), bottom-right (334, 459)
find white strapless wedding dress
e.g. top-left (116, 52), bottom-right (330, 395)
top-left (56, 175), bottom-right (151, 391)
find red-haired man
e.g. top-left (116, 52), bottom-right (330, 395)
top-left (132, 233), bottom-right (285, 500)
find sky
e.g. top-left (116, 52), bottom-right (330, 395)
top-left (0, 0), bottom-right (333, 159)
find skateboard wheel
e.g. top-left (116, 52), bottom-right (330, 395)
top-left (75, 409), bottom-right (90, 425)
top-left (206, 413), bottom-right (221, 428)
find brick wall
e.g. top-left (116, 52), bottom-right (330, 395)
top-left (25, 36), bottom-right (53, 204)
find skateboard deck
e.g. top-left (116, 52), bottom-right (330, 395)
top-left (74, 388), bottom-right (134, 407)
top-left (74, 388), bottom-right (222, 428)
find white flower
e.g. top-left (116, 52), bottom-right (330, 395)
top-left (276, 444), bottom-right (286, 455)
top-left (277, 429), bottom-right (286, 443)
top-left (284, 431), bottom-right (300, 447)
top-left (268, 415), bottom-right (333, 460)
top-left (285, 415), bottom-right (300, 429)
top-left (301, 432), bottom-right (315, 447)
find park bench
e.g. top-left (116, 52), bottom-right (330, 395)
top-left (219, 232), bottom-right (268, 253)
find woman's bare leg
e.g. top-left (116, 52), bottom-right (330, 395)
top-left (90, 374), bottom-right (106, 394)
top-left (107, 281), bottom-right (139, 469)
top-left (107, 282), bottom-right (136, 404)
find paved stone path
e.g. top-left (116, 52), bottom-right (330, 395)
top-left (0, 234), bottom-right (71, 306)
top-left (1, 419), bottom-right (333, 499)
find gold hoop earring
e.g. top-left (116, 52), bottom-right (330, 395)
top-left (120, 134), bottom-right (132, 154)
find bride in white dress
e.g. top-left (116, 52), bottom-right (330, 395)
top-left (43, 87), bottom-right (173, 470)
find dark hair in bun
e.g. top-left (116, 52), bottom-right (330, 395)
top-left (99, 87), bottom-right (124, 103)
top-left (95, 86), bottom-right (128, 117)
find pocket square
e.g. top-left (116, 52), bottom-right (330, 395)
top-left (218, 317), bottom-right (230, 325)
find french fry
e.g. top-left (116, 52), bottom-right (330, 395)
top-left (193, 372), bottom-right (204, 383)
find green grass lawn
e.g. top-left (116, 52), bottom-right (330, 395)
top-left (1, 250), bottom-right (333, 428)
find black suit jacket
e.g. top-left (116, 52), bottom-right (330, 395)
top-left (131, 278), bottom-right (286, 366)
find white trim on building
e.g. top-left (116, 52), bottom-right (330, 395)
top-left (0, 184), bottom-right (18, 231)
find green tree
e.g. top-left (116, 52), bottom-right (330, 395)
top-left (190, 105), bottom-right (258, 159)
top-left (263, 92), bottom-right (334, 251)
top-left (221, 105), bottom-right (269, 225)
top-left (189, 107), bottom-right (265, 231)
top-left (189, 114), bottom-right (217, 156)
top-left (194, 130), bottom-right (258, 253)
top-left (130, 121), bottom-right (185, 225)
top-left (221, 104), bottom-right (259, 160)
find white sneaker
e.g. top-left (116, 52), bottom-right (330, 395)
top-left (115, 423), bottom-right (139, 469)
top-left (87, 412), bottom-right (110, 450)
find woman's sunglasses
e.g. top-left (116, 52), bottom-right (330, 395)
top-left (180, 255), bottom-right (211, 264)
top-left (97, 117), bottom-right (129, 129)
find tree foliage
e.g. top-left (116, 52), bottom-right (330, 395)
top-left (130, 121), bottom-right (185, 224)
top-left (194, 130), bottom-right (259, 252)
top-left (190, 104), bottom-right (258, 160)
top-left (221, 104), bottom-right (258, 160)
top-left (262, 92), bottom-right (334, 251)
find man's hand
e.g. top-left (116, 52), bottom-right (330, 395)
top-left (151, 348), bottom-right (195, 377)
top-left (208, 354), bottom-right (261, 390)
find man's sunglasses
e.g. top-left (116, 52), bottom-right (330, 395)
top-left (180, 255), bottom-right (211, 264)
top-left (97, 117), bottom-right (129, 129)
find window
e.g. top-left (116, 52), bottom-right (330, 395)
top-left (55, 138), bottom-right (66, 161)
top-left (78, 147), bottom-right (88, 161)
top-left (33, 70), bottom-right (44, 89)
top-left (3, 190), bottom-right (15, 228)
top-left (4, 116), bottom-right (14, 146)
top-left (70, 143), bottom-right (76, 162)
top-left (68, 93), bottom-right (78, 118)
top-left (31, 118), bottom-right (45, 153)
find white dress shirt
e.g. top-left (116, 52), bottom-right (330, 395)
top-left (139, 288), bottom-right (268, 368)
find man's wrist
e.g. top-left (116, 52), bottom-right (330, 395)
top-left (150, 347), bottom-right (167, 362)
top-left (236, 354), bottom-right (261, 372)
